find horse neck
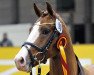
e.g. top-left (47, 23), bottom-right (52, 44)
top-left (50, 49), bottom-right (63, 75)
top-left (57, 14), bottom-right (78, 75)
top-left (48, 28), bottom-right (77, 75)
top-left (47, 13), bottom-right (78, 75)
top-left (64, 38), bottom-right (78, 75)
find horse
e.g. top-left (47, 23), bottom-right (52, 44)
top-left (14, 2), bottom-right (94, 75)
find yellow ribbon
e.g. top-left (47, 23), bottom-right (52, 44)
top-left (59, 45), bottom-right (67, 75)
top-left (57, 36), bottom-right (68, 75)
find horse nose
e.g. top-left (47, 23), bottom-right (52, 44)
top-left (14, 56), bottom-right (25, 67)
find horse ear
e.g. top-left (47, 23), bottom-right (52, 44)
top-left (46, 2), bottom-right (53, 16)
top-left (34, 3), bottom-right (42, 17)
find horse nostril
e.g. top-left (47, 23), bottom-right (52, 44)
top-left (19, 57), bottom-right (24, 64)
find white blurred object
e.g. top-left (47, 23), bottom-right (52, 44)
top-left (79, 59), bottom-right (92, 66)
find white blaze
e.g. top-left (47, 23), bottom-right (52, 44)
top-left (15, 22), bottom-right (40, 59)
top-left (26, 22), bottom-right (40, 43)
top-left (14, 22), bottom-right (40, 71)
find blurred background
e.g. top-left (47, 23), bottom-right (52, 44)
top-left (0, 0), bottom-right (94, 75)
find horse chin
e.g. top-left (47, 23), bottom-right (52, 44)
top-left (25, 65), bottom-right (31, 72)
top-left (21, 65), bottom-right (32, 72)
top-left (24, 62), bottom-right (32, 72)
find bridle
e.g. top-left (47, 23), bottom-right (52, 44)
top-left (22, 23), bottom-right (60, 68)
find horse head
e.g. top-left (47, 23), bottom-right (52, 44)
top-left (14, 2), bottom-right (67, 72)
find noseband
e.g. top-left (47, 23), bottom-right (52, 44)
top-left (22, 24), bottom-right (59, 68)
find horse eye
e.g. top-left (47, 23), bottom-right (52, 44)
top-left (42, 29), bottom-right (50, 35)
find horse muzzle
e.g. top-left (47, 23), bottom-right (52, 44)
top-left (14, 46), bottom-right (33, 72)
top-left (14, 56), bottom-right (31, 72)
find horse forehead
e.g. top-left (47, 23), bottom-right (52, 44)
top-left (41, 15), bottom-right (54, 24)
top-left (35, 14), bottom-right (54, 27)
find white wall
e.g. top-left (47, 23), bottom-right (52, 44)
top-left (0, 23), bottom-right (32, 46)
